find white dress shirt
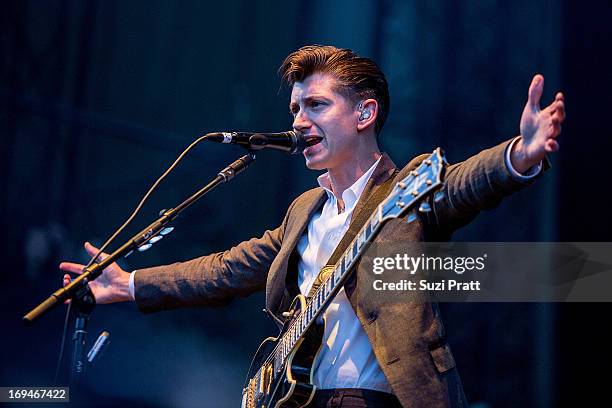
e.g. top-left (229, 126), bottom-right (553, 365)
top-left (295, 156), bottom-right (393, 392)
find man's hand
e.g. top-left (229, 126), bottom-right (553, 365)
top-left (60, 242), bottom-right (133, 304)
top-left (511, 74), bottom-right (566, 173)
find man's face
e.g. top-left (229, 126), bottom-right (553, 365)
top-left (290, 73), bottom-right (359, 171)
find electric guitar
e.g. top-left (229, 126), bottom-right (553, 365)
top-left (241, 148), bottom-right (447, 408)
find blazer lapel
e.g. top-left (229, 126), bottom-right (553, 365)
top-left (266, 188), bottom-right (327, 316)
top-left (283, 189), bottom-right (327, 254)
top-left (353, 152), bottom-right (398, 216)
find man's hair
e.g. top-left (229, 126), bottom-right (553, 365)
top-left (279, 45), bottom-right (390, 135)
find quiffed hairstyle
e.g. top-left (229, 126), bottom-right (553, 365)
top-left (279, 45), bottom-right (390, 135)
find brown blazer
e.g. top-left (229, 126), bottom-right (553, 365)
top-left (134, 139), bottom-right (544, 407)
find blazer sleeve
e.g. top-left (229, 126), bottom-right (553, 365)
top-left (134, 199), bottom-right (297, 313)
top-left (426, 138), bottom-right (549, 236)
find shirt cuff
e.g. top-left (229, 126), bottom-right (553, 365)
top-left (128, 270), bottom-right (136, 301)
top-left (505, 136), bottom-right (543, 180)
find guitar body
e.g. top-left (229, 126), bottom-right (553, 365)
top-left (242, 295), bottom-right (324, 408)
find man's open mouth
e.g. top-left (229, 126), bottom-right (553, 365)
top-left (304, 136), bottom-right (323, 147)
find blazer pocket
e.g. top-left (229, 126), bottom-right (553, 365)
top-left (429, 343), bottom-right (456, 373)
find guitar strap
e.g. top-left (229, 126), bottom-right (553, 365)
top-left (306, 168), bottom-right (400, 299)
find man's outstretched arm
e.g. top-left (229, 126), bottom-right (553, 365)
top-left (60, 198), bottom-right (298, 311)
top-left (425, 74), bottom-right (566, 235)
top-left (60, 228), bottom-right (284, 311)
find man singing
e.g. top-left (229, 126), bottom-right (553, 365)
top-left (61, 45), bottom-right (565, 407)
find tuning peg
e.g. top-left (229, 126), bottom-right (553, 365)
top-left (137, 243), bottom-right (153, 252)
top-left (406, 211), bottom-right (418, 223)
top-left (160, 227), bottom-right (174, 235)
top-left (419, 201), bottom-right (431, 213)
top-left (434, 191), bottom-right (445, 203)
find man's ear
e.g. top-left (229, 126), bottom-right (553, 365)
top-left (356, 99), bottom-right (378, 132)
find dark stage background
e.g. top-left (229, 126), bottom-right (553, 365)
top-left (1, 1), bottom-right (611, 407)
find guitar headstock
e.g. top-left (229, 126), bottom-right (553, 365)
top-left (380, 148), bottom-right (447, 223)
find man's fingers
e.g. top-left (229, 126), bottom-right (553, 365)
top-left (84, 241), bottom-right (99, 256)
top-left (59, 262), bottom-right (85, 274)
top-left (84, 241), bottom-right (108, 262)
top-left (547, 100), bottom-right (565, 130)
top-left (554, 101), bottom-right (566, 122)
top-left (552, 111), bottom-right (564, 125)
top-left (63, 274), bottom-right (72, 304)
top-left (545, 139), bottom-right (559, 152)
top-left (548, 97), bottom-right (565, 113)
top-left (527, 74), bottom-right (544, 111)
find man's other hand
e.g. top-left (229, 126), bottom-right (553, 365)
top-left (60, 242), bottom-right (133, 304)
top-left (512, 74), bottom-right (566, 173)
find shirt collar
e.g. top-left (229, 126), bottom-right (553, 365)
top-left (316, 156), bottom-right (382, 212)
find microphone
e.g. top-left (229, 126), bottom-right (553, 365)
top-left (205, 131), bottom-right (307, 154)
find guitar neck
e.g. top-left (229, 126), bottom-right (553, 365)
top-left (274, 205), bottom-right (386, 369)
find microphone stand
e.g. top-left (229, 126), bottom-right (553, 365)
top-left (23, 151), bottom-right (256, 394)
top-left (69, 283), bottom-right (95, 390)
